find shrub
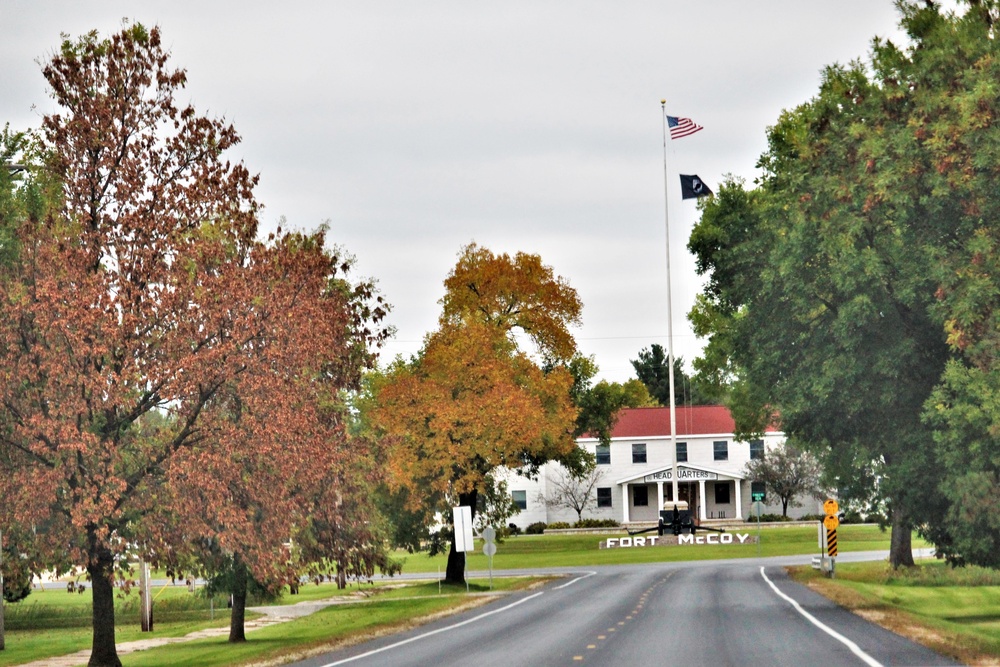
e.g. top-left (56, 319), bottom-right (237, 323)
top-left (525, 522), bottom-right (547, 535)
top-left (506, 523), bottom-right (522, 536)
top-left (574, 519), bottom-right (620, 528)
top-left (546, 521), bottom-right (572, 530)
top-left (746, 513), bottom-right (793, 523)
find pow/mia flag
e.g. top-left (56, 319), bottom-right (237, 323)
top-left (679, 174), bottom-right (712, 199)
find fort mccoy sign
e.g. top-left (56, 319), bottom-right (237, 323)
top-left (602, 533), bottom-right (755, 548)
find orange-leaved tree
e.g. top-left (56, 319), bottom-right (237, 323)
top-left (365, 244), bottom-right (582, 583)
top-left (0, 26), bottom-right (388, 665)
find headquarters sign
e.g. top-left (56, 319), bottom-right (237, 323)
top-left (643, 467), bottom-right (718, 483)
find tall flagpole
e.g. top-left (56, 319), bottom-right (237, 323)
top-left (660, 100), bottom-right (679, 508)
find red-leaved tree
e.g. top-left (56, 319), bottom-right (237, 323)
top-left (0, 25), bottom-right (388, 666)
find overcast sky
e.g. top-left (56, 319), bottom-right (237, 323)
top-left (3, 1), bottom-right (915, 382)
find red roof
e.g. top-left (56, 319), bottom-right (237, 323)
top-left (604, 406), bottom-right (779, 439)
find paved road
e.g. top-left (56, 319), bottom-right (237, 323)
top-left (289, 555), bottom-right (957, 667)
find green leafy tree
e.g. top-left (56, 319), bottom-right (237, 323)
top-left (686, 1), bottom-right (989, 567)
top-left (474, 471), bottom-right (520, 536)
top-left (630, 345), bottom-right (712, 407)
top-left (568, 354), bottom-right (656, 447)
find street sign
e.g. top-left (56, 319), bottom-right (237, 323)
top-left (453, 506), bottom-right (475, 553)
top-left (752, 501), bottom-right (764, 516)
top-left (823, 498), bottom-right (839, 516)
top-left (827, 528), bottom-right (838, 557)
top-left (751, 491), bottom-right (765, 502)
top-left (823, 514), bottom-right (840, 530)
top-left (482, 524), bottom-right (497, 590)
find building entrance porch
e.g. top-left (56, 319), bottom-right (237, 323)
top-left (617, 464), bottom-right (744, 524)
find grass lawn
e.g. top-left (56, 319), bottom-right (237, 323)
top-left (0, 584), bottom-right (240, 667)
top-left (124, 578), bottom-right (539, 667)
top-left (790, 559), bottom-right (1000, 665)
top-left (393, 523), bottom-right (913, 571)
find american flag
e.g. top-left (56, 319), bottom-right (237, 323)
top-left (666, 115), bottom-right (703, 140)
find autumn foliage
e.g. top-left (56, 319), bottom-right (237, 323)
top-left (0, 25), bottom-right (387, 665)
top-left (365, 244), bottom-right (581, 583)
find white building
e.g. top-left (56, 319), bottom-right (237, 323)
top-left (504, 405), bottom-right (800, 529)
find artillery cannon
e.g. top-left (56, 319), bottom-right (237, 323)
top-left (626, 503), bottom-right (727, 538)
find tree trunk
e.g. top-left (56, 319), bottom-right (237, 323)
top-left (888, 505), bottom-right (915, 569)
top-left (444, 490), bottom-right (477, 585)
top-left (87, 541), bottom-right (121, 667)
top-left (228, 556), bottom-right (248, 643)
top-left (782, 498), bottom-right (789, 518)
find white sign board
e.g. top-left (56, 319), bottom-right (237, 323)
top-left (643, 467), bottom-right (719, 483)
top-left (453, 506), bottom-right (475, 553)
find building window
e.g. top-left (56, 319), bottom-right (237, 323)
top-left (633, 486), bottom-right (649, 507)
top-left (676, 442), bottom-right (688, 463)
top-left (714, 440), bottom-right (728, 461)
top-left (750, 439), bottom-right (764, 460)
top-left (632, 443), bottom-right (647, 464)
top-left (511, 490), bottom-right (527, 511)
top-left (596, 444), bottom-right (611, 465)
top-left (751, 481), bottom-right (766, 502)
top-left (715, 483), bottom-right (731, 505)
top-left (597, 487), bottom-right (613, 508)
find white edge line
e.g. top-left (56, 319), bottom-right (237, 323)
top-left (317, 591), bottom-right (545, 667)
top-left (759, 566), bottom-right (883, 667)
top-left (554, 571), bottom-right (597, 590)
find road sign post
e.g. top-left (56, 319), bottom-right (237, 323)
top-left (822, 498), bottom-right (839, 577)
top-left (752, 500), bottom-right (764, 558)
top-left (482, 525), bottom-right (496, 590)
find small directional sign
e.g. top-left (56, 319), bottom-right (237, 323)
top-left (823, 514), bottom-right (840, 530)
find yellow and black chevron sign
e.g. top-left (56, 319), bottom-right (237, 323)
top-left (827, 528), bottom-right (838, 557)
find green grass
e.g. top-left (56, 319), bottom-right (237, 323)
top-left (394, 524), bottom-right (913, 571)
top-left (0, 578), bottom-right (534, 667)
top-left (0, 585), bottom-right (240, 667)
top-left (791, 559), bottom-right (1000, 664)
top-left (126, 580), bottom-right (535, 667)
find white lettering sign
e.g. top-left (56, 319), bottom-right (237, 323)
top-left (602, 533), bottom-right (752, 548)
top-left (643, 467), bottom-right (719, 483)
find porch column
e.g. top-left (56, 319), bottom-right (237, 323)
top-left (621, 484), bottom-right (630, 523)
top-left (735, 479), bottom-right (743, 519)
top-left (656, 481), bottom-right (664, 513)
top-left (698, 479), bottom-right (707, 521)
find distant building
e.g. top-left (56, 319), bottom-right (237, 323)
top-left (504, 405), bottom-right (816, 528)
